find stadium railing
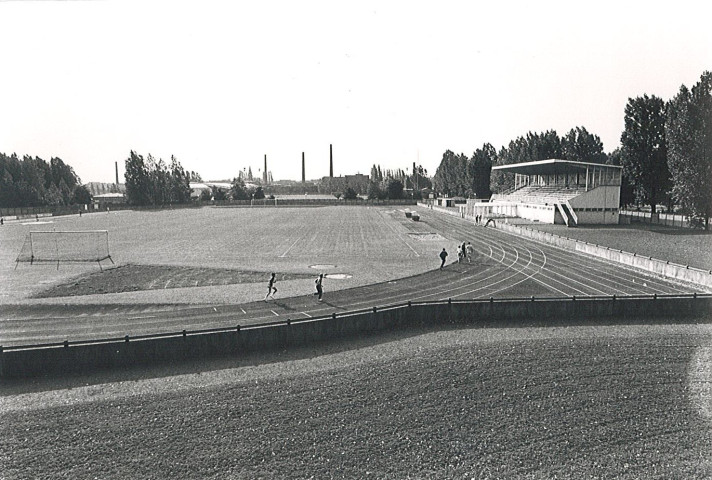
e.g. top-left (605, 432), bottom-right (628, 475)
top-left (2, 294), bottom-right (710, 379)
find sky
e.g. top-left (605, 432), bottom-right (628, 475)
top-left (1, 1), bottom-right (710, 184)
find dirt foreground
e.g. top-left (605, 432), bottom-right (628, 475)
top-left (2, 322), bottom-right (711, 479)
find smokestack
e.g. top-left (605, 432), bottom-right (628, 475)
top-left (115, 161), bottom-right (119, 185)
top-left (329, 144), bottom-right (333, 178)
top-left (302, 152), bottom-right (305, 184)
top-left (264, 154), bottom-right (268, 184)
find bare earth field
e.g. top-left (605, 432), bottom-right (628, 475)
top-left (1, 206), bottom-right (712, 478)
top-left (2, 324), bottom-right (711, 479)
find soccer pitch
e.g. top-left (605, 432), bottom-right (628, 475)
top-left (0, 206), bottom-right (450, 304)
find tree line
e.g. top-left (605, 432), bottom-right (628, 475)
top-left (0, 153), bottom-right (91, 208)
top-left (621, 71), bottom-right (711, 227)
top-left (366, 163), bottom-right (432, 200)
top-left (124, 151), bottom-right (193, 206)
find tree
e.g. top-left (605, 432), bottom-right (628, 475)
top-left (169, 155), bottom-right (192, 203)
top-left (386, 179), bottom-right (404, 199)
top-left (409, 164), bottom-right (431, 193)
top-left (561, 127), bottom-right (607, 164)
top-left (607, 148), bottom-right (635, 207)
top-left (370, 165), bottom-right (383, 183)
top-left (253, 186), bottom-right (265, 199)
top-left (666, 71), bottom-right (712, 229)
top-left (230, 177), bottom-right (250, 200)
top-left (432, 150), bottom-right (459, 196)
top-left (366, 181), bottom-right (383, 200)
top-left (72, 185), bottom-right (92, 205)
top-left (490, 130), bottom-right (562, 194)
top-left (124, 151), bottom-right (151, 205)
top-left (620, 95), bottom-right (670, 214)
top-left (342, 187), bottom-right (358, 200)
top-left (470, 143), bottom-right (495, 199)
top-left (212, 186), bottom-right (227, 201)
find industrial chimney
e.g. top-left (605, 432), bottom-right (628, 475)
top-left (115, 161), bottom-right (119, 185)
top-left (329, 144), bottom-right (333, 178)
top-left (302, 152), bottom-right (305, 184)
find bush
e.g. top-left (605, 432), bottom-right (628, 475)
top-left (342, 187), bottom-right (358, 200)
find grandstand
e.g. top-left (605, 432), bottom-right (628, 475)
top-left (466, 159), bottom-right (622, 226)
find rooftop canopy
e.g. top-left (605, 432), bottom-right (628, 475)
top-left (492, 159), bottom-right (621, 175)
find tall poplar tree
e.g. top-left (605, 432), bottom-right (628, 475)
top-left (620, 95), bottom-right (670, 214)
top-left (666, 71), bottom-right (712, 228)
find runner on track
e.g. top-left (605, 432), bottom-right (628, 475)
top-left (264, 273), bottom-right (277, 300)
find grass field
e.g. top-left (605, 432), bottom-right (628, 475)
top-left (0, 206), bottom-right (449, 305)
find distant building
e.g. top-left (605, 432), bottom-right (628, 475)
top-left (93, 192), bottom-right (126, 204)
top-left (190, 182), bottom-right (232, 199)
top-left (85, 182), bottom-right (126, 195)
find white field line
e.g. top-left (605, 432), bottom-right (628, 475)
top-left (271, 310), bottom-right (279, 316)
top-left (279, 234), bottom-right (304, 258)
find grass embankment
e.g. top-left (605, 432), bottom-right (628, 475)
top-left (2, 325), bottom-right (711, 479)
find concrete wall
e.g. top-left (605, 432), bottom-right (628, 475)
top-left (496, 222), bottom-right (712, 288)
top-left (518, 204), bottom-right (556, 223)
top-left (1, 296), bottom-right (710, 378)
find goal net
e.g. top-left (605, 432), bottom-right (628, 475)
top-left (15, 230), bottom-right (113, 268)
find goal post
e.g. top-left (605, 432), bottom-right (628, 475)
top-left (15, 230), bottom-right (114, 269)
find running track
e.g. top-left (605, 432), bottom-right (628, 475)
top-left (1, 209), bottom-right (708, 348)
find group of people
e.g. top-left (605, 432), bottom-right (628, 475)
top-left (264, 272), bottom-right (325, 302)
top-left (439, 241), bottom-right (475, 269)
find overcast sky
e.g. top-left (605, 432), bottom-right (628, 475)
top-left (1, 0), bottom-right (710, 183)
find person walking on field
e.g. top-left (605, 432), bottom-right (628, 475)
top-left (264, 273), bottom-right (277, 300)
top-left (439, 248), bottom-right (448, 270)
top-left (314, 273), bottom-right (324, 301)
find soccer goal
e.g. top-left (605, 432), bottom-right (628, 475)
top-left (15, 230), bottom-right (114, 270)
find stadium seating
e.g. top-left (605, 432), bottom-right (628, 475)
top-left (493, 185), bottom-right (585, 205)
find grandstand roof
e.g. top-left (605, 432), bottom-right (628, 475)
top-left (492, 159), bottom-right (622, 175)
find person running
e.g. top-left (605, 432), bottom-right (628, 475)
top-left (439, 248), bottom-right (448, 270)
top-left (466, 242), bottom-right (475, 263)
top-left (264, 273), bottom-right (277, 300)
top-left (313, 273), bottom-right (324, 301)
